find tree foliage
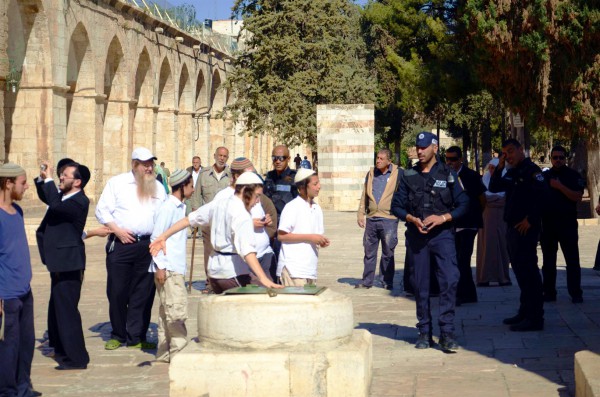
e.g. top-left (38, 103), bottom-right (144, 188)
top-left (462, 0), bottom-right (600, 134)
top-left (225, 0), bottom-right (376, 148)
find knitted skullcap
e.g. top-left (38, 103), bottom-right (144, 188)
top-left (230, 157), bottom-right (255, 172)
top-left (0, 163), bottom-right (26, 178)
top-left (169, 169), bottom-right (191, 187)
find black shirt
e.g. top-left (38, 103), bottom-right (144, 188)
top-left (542, 166), bottom-right (585, 222)
top-left (455, 165), bottom-right (486, 229)
top-left (489, 157), bottom-right (547, 227)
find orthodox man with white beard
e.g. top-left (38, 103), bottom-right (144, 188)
top-left (96, 148), bottom-right (167, 351)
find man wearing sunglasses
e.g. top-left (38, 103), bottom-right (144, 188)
top-left (445, 146), bottom-right (486, 306)
top-left (540, 145), bottom-right (584, 303)
top-left (265, 145), bottom-right (298, 218)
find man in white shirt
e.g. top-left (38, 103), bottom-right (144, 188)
top-left (149, 169), bottom-right (194, 362)
top-left (96, 147), bottom-right (167, 350)
top-left (185, 156), bottom-right (203, 214)
top-left (278, 169), bottom-right (330, 286)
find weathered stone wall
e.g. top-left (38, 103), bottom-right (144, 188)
top-left (2, 0), bottom-right (275, 208)
top-left (317, 104), bottom-right (375, 211)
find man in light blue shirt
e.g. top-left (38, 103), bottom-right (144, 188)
top-left (149, 169), bottom-right (194, 362)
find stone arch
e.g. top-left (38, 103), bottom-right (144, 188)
top-left (65, 21), bottom-right (96, 182)
top-left (177, 64), bottom-right (194, 167)
top-left (102, 35), bottom-right (129, 188)
top-left (194, 70), bottom-right (210, 162)
top-left (210, 69), bottom-right (225, 114)
top-left (133, 47), bottom-right (153, 150)
top-left (5, 0), bottom-right (52, 170)
top-left (156, 56), bottom-right (176, 167)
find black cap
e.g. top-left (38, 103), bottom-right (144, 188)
top-left (78, 165), bottom-right (91, 189)
top-left (56, 158), bottom-right (74, 177)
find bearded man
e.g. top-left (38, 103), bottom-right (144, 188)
top-left (96, 147), bottom-right (167, 350)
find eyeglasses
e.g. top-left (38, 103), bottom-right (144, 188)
top-left (552, 155), bottom-right (566, 160)
top-left (272, 155), bottom-right (288, 162)
top-left (445, 156), bottom-right (460, 162)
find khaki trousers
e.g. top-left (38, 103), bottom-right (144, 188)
top-left (155, 271), bottom-right (188, 362)
top-left (280, 267), bottom-right (316, 287)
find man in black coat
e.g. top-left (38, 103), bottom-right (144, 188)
top-left (36, 160), bottom-right (91, 370)
top-left (445, 146), bottom-right (486, 305)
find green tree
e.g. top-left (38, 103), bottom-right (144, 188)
top-left (462, 0), bottom-right (600, 202)
top-left (362, 0), bottom-right (478, 157)
top-left (225, 0), bottom-right (376, 148)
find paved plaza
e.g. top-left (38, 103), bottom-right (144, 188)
top-left (26, 210), bottom-right (600, 396)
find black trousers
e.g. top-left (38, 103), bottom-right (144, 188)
top-left (507, 226), bottom-right (544, 322)
top-left (540, 221), bottom-right (582, 299)
top-left (455, 229), bottom-right (478, 302)
top-left (0, 291), bottom-right (34, 397)
top-left (47, 270), bottom-right (89, 366)
top-left (106, 239), bottom-right (155, 345)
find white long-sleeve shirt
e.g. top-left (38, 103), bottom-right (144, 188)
top-left (149, 195), bottom-right (187, 275)
top-left (96, 171), bottom-right (166, 235)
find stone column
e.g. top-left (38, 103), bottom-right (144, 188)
top-left (317, 104), bottom-right (374, 211)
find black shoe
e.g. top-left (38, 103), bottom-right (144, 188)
top-left (415, 332), bottom-right (433, 349)
top-left (503, 314), bottom-right (525, 325)
top-left (383, 284), bottom-right (393, 291)
top-left (55, 363), bottom-right (87, 370)
top-left (543, 294), bottom-right (556, 302)
top-left (354, 283), bottom-right (372, 289)
top-left (572, 296), bottom-right (583, 304)
top-left (439, 333), bottom-right (459, 351)
top-left (509, 319), bottom-right (544, 332)
top-left (477, 282), bottom-right (490, 287)
top-left (499, 281), bottom-right (513, 287)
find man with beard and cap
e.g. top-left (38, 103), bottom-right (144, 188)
top-left (541, 145), bottom-right (584, 303)
top-left (96, 147), bottom-right (167, 350)
top-left (35, 160), bottom-right (91, 370)
top-left (0, 163), bottom-right (41, 396)
top-left (391, 132), bottom-right (468, 351)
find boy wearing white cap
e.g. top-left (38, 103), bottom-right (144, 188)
top-left (149, 169), bottom-right (194, 362)
top-left (277, 169), bottom-right (330, 286)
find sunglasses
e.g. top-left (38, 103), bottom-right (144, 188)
top-left (445, 156), bottom-right (460, 162)
top-left (272, 155), bottom-right (288, 162)
top-left (552, 155), bottom-right (566, 160)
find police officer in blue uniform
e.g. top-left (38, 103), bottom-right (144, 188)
top-left (489, 138), bottom-right (547, 331)
top-left (541, 145), bottom-right (584, 303)
top-left (392, 132), bottom-right (468, 351)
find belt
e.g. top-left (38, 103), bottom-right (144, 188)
top-left (110, 234), bottom-right (151, 243)
top-left (214, 250), bottom-right (235, 256)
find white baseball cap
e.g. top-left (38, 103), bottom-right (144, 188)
top-left (132, 147), bottom-right (157, 161)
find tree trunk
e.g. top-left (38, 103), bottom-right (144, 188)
top-left (585, 121), bottom-right (600, 218)
top-left (481, 113), bottom-right (492, 169)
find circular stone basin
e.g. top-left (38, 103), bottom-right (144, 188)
top-left (197, 288), bottom-right (354, 350)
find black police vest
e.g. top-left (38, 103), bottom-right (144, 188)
top-left (404, 164), bottom-right (455, 219)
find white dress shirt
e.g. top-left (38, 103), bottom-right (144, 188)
top-left (149, 195), bottom-right (187, 275)
top-left (96, 171), bottom-right (167, 235)
top-left (187, 186), bottom-right (234, 228)
top-left (208, 195), bottom-right (257, 279)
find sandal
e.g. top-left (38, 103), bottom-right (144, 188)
top-left (104, 339), bottom-right (122, 350)
top-left (127, 341), bottom-right (157, 349)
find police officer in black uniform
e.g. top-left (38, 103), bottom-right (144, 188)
top-left (489, 138), bottom-right (547, 331)
top-left (392, 132), bottom-right (468, 351)
top-left (264, 145), bottom-right (298, 218)
top-left (541, 145), bottom-right (584, 303)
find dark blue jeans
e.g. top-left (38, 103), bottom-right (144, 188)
top-left (362, 217), bottom-right (399, 287)
top-left (406, 227), bottom-right (459, 335)
top-left (0, 290), bottom-right (35, 397)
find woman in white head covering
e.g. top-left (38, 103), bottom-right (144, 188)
top-left (476, 158), bottom-right (512, 286)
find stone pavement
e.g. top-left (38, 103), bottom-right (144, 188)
top-left (26, 210), bottom-right (600, 396)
